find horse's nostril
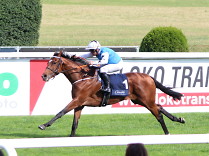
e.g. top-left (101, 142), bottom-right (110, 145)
top-left (42, 74), bottom-right (47, 79)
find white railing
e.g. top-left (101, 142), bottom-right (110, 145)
top-left (0, 46), bottom-right (140, 53)
top-left (1, 134), bottom-right (209, 156)
top-left (1, 52), bottom-right (209, 60)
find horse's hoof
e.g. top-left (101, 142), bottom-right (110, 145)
top-left (38, 124), bottom-right (46, 130)
top-left (179, 117), bottom-right (185, 123)
top-left (69, 134), bottom-right (75, 137)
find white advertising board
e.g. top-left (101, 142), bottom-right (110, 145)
top-left (0, 60), bottom-right (30, 115)
top-left (111, 59), bottom-right (209, 114)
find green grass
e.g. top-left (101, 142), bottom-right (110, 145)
top-left (0, 113), bottom-right (209, 155)
top-left (42, 0), bottom-right (209, 7)
top-left (38, 0), bottom-right (209, 52)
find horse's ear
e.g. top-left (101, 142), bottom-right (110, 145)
top-left (57, 50), bottom-right (63, 57)
top-left (58, 50), bottom-right (63, 57)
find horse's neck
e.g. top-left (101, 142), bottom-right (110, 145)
top-left (62, 65), bottom-right (81, 83)
top-left (62, 61), bottom-right (96, 84)
top-left (67, 71), bottom-right (96, 84)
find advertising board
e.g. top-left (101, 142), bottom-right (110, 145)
top-left (0, 54), bottom-right (209, 116)
top-left (0, 60), bottom-right (30, 115)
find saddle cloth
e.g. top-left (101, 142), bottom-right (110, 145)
top-left (101, 74), bottom-right (129, 97)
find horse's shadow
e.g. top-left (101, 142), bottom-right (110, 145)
top-left (0, 133), bottom-right (61, 138)
top-left (0, 132), bottom-right (117, 138)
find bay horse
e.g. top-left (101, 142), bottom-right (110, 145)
top-left (38, 51), bottom-right (185, 136)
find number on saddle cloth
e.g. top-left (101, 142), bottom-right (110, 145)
top-left (102, 74), bottom-right (129, 97)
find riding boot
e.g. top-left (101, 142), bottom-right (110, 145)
top-left (100, 73), bottom-right (111, 93)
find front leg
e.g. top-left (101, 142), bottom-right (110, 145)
top-left (70, 106), bottom-right (84, 137)
top-left (38, 110), bottom-right (65, 130)
top-left (38, 99), bottom-right (80, 130)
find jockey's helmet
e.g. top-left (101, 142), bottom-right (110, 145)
top-left (86, 40), bottom-right (101, 50)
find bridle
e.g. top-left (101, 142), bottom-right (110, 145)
top-left (46, 56), bottom-right (62, 76)
top-left (46, 56), bottom-right (89, 80)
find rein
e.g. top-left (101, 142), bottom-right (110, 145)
top-left (60, 64), bottom-right (88, 74)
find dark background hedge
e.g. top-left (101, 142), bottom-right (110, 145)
top-left (0, 0), bottom-right (42, 46)
top-left (140, 26), bottom-right (189, 52)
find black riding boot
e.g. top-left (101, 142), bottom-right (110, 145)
top-left (100, 73), bottom-right (111, 93)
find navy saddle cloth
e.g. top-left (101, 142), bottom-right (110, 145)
top-left (101, 74), bottom-right (129, 97)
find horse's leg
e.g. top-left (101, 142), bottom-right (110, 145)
top-left (132, 99), bottom-right (170, 134)
top-left (157, 113), bottom-right (169, 135)
top-left (38, 99), bottom-right (80, 130)
top-left (38, 109), bottom-right (66, 130)
top-left (70, 106), bottom-right (84, 137)
top-left (157, 104), bottom-right (185, 123)
top-left (147, 105), bottom-right (170, 135)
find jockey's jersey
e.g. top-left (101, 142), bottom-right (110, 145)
top-left (96, 47), bottom-right (122, 64)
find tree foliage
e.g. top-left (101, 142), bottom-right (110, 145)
top-left (140, 26), bottom-right (189, 52)
top-left (0, 0), bottom-right (42, 46)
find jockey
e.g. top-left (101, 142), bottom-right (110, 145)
top-left (79, 40), bottom-right (123, 93)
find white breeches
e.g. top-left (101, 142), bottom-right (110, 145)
top-left (100, 60), bottom-right (123, 73)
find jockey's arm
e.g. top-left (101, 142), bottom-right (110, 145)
top-left (97, 52), bottom-right (109, 65)
top-left (66, 52), bottom-right (94, 64)
top-left (77, 52), bottom-right (93, 58)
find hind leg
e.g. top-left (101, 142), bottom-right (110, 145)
top-left (157, 104), bottom-right (185, 124)
top-left (132, 99), bottom-right (170, 135)
top-left (148, 105), bottom-right (170, 135)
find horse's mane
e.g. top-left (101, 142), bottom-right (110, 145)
top-left (53, 51), bottom-right (90, 65)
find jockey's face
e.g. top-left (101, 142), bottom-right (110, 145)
top-left (89, 49), bottom-right (99, 56)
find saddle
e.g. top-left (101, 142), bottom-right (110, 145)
top-left (100, 74), bottom-right (129, 106)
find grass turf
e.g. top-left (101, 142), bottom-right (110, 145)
top-left (0, 113), bottom-right (209, 155)
top-left (38, 0), bottom-right (209, 52)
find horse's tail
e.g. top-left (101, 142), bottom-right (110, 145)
top-left (151, 77), bottom-right (183, 100)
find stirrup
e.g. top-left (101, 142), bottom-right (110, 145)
top-left (101, 87), bottom-right (111, 93)
top-left (100, 91), bottom-right (110, 107)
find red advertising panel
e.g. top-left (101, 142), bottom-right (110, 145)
top-left (112, 93), bottom-right (209, 108)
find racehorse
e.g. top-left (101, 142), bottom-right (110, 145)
top-left (38, 51), bottom-right (185, 136)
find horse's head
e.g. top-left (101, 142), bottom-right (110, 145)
top-left (42, 51), bottom-right (64, 82)
top-left (42, 51), bottom-right (93, 82)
